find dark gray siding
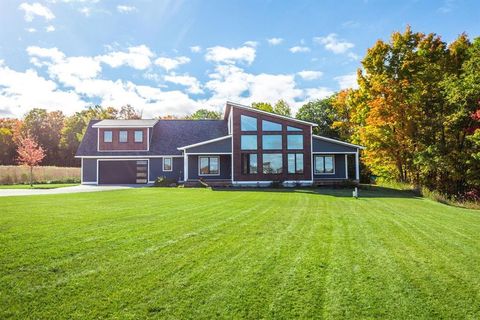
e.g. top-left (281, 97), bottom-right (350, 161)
top-left (188, 155), bottom-right (231, 180)
top-left (184, 137), bottom-right (231, 154)
top-left (82, 158), bottom-right (97, 183)
top-left (313, 154), bottom-right (347, 179)
top-left (149, 157), bottom-right (184, 182)
top-left (313, 137), bottom-right (358, 153)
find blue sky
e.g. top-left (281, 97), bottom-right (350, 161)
top-left (0, 0), bottom-right (478, 118)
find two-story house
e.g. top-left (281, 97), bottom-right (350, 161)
top-left (76, 101), bottom-right (364, 186)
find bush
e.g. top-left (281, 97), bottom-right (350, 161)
top-left (0, 166), bottom-right (80, 185)
top-left (154, 176), bottom-right (177, 187)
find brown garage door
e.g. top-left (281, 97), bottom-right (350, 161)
top-left (98, 160), bottom-right (148, 184)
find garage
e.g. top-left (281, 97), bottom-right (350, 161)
top-left (98, 160), bottom-right (148, 184)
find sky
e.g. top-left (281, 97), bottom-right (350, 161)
top-left (0, 0), bottom-right (479, 118)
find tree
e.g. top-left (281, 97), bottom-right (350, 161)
top-left (252, 102), bottom-right (274, 113)
top-left (118, 105), bottom-right (142, 119)
top-left (296, 97), bottom-right (340, 137)
top-left (16, 134), bottom-right (46, 186)
top-left (0, 119), bottom-right (22, 165)
top-left (186, 109), bottom-right (222, 120)
top-left (273, 100), bottom-right (292, 116)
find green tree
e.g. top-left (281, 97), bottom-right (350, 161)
top-left (273, 100), bottom-right (292, 116)
top-left (296, 97), bottom-right (340, 137)
top-left (251, 102), bottom-right (274, 113)
top-left (186, 109), bottom-right (222, 120)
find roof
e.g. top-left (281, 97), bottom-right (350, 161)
top-left (224, 101), bottom-right (318, 127)
top-left (92, 119), bottom-right (158, 128)
top-left (312, 135), bottom-right (365, 149)
top-left (76, 119), bottom-right (229, 157)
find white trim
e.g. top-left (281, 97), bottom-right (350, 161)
top-left (185, 152), bottom-right (232, 155)
top-left (119, 130), bottom-right (128, 143)
top-left (97, 128), bottom-right (100, 151)
top-left (313, 154), bottom-right (336, 175)
top-left (198, 156), bottom-right (221, 176)
top-left (184, 153), bottom-right (189, 181)
top-left (162, 157), bottom-right (173, 172)
top-left (282, 180), bottom-right (314, 183)
top-left (355, 150), bottom-right (360, 181)
top-left (82, 182), bottom-right (97, 185)
top-left (76, 155), bottom-right (183, 159)
top-left (92, 125), bottom-right (156, 128)
top-left (134, 129), bottom-right (144, 143)
top-left (312, 151), bottom-right (357, 154)
top-left (345, 154), bottom-right (348, 179)
top-left (178, 135), bottom-right (231, 150)
top-left (310, 126), bottom-right (313, 181)
top-left (312, 135), bottom-right (365, 149)
top-left (80, 158), bottom-right (84, 184)
top-left (97, 158), bottom-right (150, 185)
top-left (231, 128), bottom-right (234, 182)
top-left (147, 127), bottom-right (150, 151)
top-left (226, 101), bottom-right (318, 127)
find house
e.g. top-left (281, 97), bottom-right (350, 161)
top-left (75, 101), bottom-right (364, 186)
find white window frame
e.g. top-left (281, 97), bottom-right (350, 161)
top-left (119, 130), bottom-right (128, 143)
top-left (198, 156), bottom-right (220, 176)
top-left (162, 157), bottom-right (173, 172)
top-left (314, 155), bottom-right (335, 175)
top-left (103, 130), bottom-right (113, 143)
top-left (134, 130), bottom-right (143, 143)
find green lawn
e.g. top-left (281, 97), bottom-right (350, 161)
top-left (0, 183), bottom-right (78, 189)
top-left (1, 187), bottom-right (479, 319)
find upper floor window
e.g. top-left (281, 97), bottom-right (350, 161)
top-left (134, 130), bottom-right (143, 143)
top-left (288, 153), bottom-right (304, 174)
top-left (103, 131), bottom-right (112, 143)
top-left (263, 153), bottom-right (283, 174)
top-left (262, 135), bottom-right (282, 150)
top-left (241, 153), bottom-right (258, 174)
top-left (287, 126), bottom-right (302, 132)
top-left (315, 155), bottom-right (334, 174)
top-left (119, 131), bottom-right (128, 143)
top-left (199, 156), bottom-right (219, 175)
top-left (241, 115), bottom-right (257, 131)
top-left (163, 157), bottom-right (172, 171)
top-left (262, 120), bottom-right (282, 131)
top-left (241, 135), bottom-right (257, 150)
top-left (287, 135), bottom-right (303, 149)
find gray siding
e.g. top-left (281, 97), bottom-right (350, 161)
top-left (313, 154), bottom-right (347, 179)
top-left (149, 157), bottom-right (184, 182)
top-left (188, 155), bottom-right (231, 180)
top-left (313, 137), bottom-right (358, 153)
top-left (82, 158), bottom-right (97, 182)
top-left (184, 137), bottom-right (231, 154)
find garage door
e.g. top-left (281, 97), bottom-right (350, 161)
top-left (98, 160), bottom-right (148, 184)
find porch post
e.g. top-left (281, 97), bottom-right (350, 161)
top-left (355, 149), bottom-right (360, 181)
top-left (184, 153), bottom-right (189, 182)
top-left (345, 154), bottom-right (348, 179)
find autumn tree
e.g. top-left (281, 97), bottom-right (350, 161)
top-left (16, 134), bottom-right (46, 186)
top-left (0, 119), bottom-right (22, 165)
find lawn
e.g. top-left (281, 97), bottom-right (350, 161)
top-left (1, 187), bottom-right (479, 319)
top-left (0, 183), bottom-right (78, 189)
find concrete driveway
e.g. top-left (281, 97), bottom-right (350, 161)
top-left (0, 184), bottom-right (150, 197)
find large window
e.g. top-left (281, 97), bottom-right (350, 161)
top-left (263, 153), bottom-right (283, 174)
top-left (262, 135), bottom-right (282, 150)
top-left (315, 155), bottom-right (335, 174)
top-left (119, 131), bottom-right (128, 143)
top-left (287, 126), bottom-right (302, 132)
top-left (288, 153), bottom-right (304, 174)
top-left (241, 115), bottom-right (257, 131)
top-left (241, 153), bottom-right (258, 174)
top-left (287, 135), bottom-right (303, 150)
top-left (241, 135), bottom-right (257, 150)
top-left (199, 156), bottom-right (219, 175)
top-left (103, 130), bottom-right (112, 143)
top-left (134, 130), bottom-right (143, 143)
top-left (163, 157), bottom-right (172, 171)
top-left (262, 120), bottom-right (282, 131)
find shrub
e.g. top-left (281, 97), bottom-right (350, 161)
top-left (154, 176), bottom-right (177, 187)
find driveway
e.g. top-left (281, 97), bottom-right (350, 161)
top-left (0, 184), bottom-right (150, 197)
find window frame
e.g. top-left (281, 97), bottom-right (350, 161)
top-left (287, 134), bottom-right (304, 150)
top-left (314, 155), bottom-right (335, 175)
top-left (262, 153), bottom-right (283, 174)
top-left (103, 130), bottom-right (113, 143)
top-left (241, 153), bottom-right (258, 174)
top-left (134, 130), bottom-right (143, 143)
top-left (287, 153), bottom-right (304, 174)
top-left (240, 115), bottom-right (257, 131)
top-left (198, 156), bottom-right (220, 176)
top-left (262, 120), bottom-right (282, 131)
top-left (163, 157), bottom-right (173, 172)
top-left (241, 135), bottom-right (258, 150)
top-left (119, 130), bottom-right (128, 143)
top-left (262, 134), bottom-right (282, 150)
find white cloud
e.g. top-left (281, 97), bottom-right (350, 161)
top-left (116, 5), bottom-right (137, 13)
top-left (27, 46), bottom-right (65, 62)
top-left (205, 46), bottom-right (256, 65)
top-left (26, 27), bottom-right (37, 33)
top-left (244, 41), bottom-right (258, 47)
top-left (164, 74), bottom-right (203, 94)
top-left (154, 56), bottom-right (190, 72)
top-left (297, 70), bottom-right (323, 80)
top-left (304, 87), bottom-right (334, 101)
top-left (289, 46), bottom-right (310, 53)
top-left (100, 45), bottom-right (154, 70)
top-left (19, 2), bottom-right (55, 21)
top-left (314, 33), bottom-right (354, 54)
top-left (190, 46), bottom-right (201, 53)
top-left (78, 7), bottom-right (91, 16)
top-left (267, 37), bottom-right (283, 46)
top-left (46, 25), bottom-right (55, 32)
top-left (335, 73), bottom-right (358, 89)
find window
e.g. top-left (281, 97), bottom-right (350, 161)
top-left (288, 154), bottom-right (304, 174)
top-left (315, 155), bottom-right (335, 174)
top-left (287, 126), bottom-right (302, 132)
top-left (241, 153), bottom-right (258, 174)
top-left (262, 153), bottom-right (283, 174)
top-left (119, 131), bottom-right (128, 143)
top-left (241, 135), bottom-right (257, 150)
top-left (262, 135), bottom-right (282, 150)
top-left (287, 135), bottom-right (303, 149)
top-left (262, 120), bottom-right (282, 131)
top-left (103, 130), bottom-right (112, 143)
top-left (134, 130), bottom-right (143, 143)
top-left (163, 157), bottom-right (173, 171)
top-left (241, 115), bottom-right (257, 131)
top-left (199, 156), bottom-right (219, 175)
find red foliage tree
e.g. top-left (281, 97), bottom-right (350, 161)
top-left (16, 135), bottom-right (46, 186)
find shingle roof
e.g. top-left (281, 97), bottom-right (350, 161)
top-left (92, 119), bottom-right (158, 127)
top-left (76, 119), bottom-right (229, 157)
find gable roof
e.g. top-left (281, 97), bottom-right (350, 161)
top-left (92, 119), bottom-right (158, 128)
top-left (224, 101), bottom-right (318, 127)
top-left (312, 135), bottom-right (365, 149)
